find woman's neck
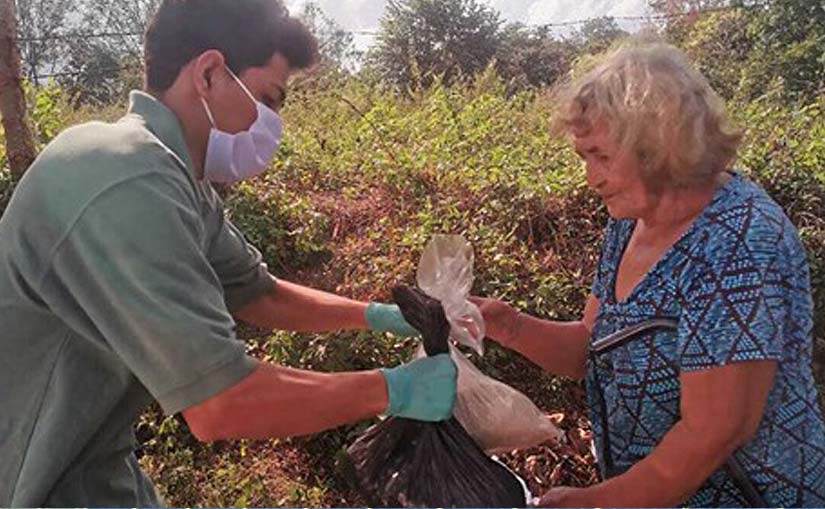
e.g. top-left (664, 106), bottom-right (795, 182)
top-left (638, 173), bottom-right (730, 234)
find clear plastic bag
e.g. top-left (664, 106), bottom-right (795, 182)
top-left (415, 234), bottom-right (561, 454)
top-left (417, 344), bottom-right (562, 454)
top-left (417, 235), bottom-right (486, 354)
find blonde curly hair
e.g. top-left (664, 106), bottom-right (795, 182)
top-left (555, 42), bottom-right (742, 189)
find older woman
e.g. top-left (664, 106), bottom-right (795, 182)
top-left (473, 43), bottom-right (825, 507)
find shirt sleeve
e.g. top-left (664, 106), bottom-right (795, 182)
top-left (676, 217), bottom-right (787, 371)
top-left (37, 174), bottom-right (257, 415)
top-left (207, 213), bottom-right (274, 312)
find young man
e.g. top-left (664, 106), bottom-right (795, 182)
top-left (0, 0), bottom-right (456, 506)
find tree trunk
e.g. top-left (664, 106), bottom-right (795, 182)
top-left (0, 0), bottom-right (37, 176)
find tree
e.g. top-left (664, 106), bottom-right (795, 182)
top-left (649, 0), bottom-right (730, 14)
top-left (368, 0), bottom-right (502, 88)
top-left (60, 40), bottom-right (141, 105)
top-left (573, 16), bottom-right (628, 55)
top-left (680, 9), bottom-right (753, 99)
top-left (495, 23), bottom-right (576, 90)
top-left (15, 0), bottom-right (73, 84)
top-left (741, 0), bottom-right (825, 101)
top-left (1, 0), bottom-right (37, 175)
top-left (57, 0), bottom-right (158, 104)
top-left (649, 0), bottom-right (736, 46)
top-left (298, 2), bottom-right (359, 72)
top-left (76, 0), bottom-right (159, 59)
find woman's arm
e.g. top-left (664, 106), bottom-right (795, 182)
top-left (471, 295), bottom-right (599, 379)
top-left (537, 359), bottom-right (777, 507)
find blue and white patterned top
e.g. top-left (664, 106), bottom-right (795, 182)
top-left (587, 172), bottom-right (825, 507)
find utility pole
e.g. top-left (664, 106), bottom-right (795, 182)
top-left (0, 0), bottom-right (37, 176)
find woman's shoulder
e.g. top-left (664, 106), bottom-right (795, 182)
top-left (695, 171), bottom-right (804, 265)
top-left (603, 217), bottom-right (635, 245)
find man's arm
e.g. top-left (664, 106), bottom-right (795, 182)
top-left (183, 362), bottom-right (386, 441)
top-left (235, 276), bottom-right (420, 336)
top-left (538, 360), bottom-right (777, 507)
top-left (182, 352), bottom-right (457, 442)
top-left (234, 277), bottom-right (368, 332)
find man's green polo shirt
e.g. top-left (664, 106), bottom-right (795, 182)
top-left (0, 91), bottom-right (272, 507)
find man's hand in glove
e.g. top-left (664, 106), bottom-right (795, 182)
top-left (366, 302), bottom-right (420, 336)
top-left (381, 354), bottom-right (456, 421)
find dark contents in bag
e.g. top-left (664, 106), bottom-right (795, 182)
top-left (343, 285), bottom-right (528, 507)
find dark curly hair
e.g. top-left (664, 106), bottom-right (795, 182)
top-left (144, 0), bottom-right (318, 92)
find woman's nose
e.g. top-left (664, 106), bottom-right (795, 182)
top-left (585, 163), bottom-right (606, 191)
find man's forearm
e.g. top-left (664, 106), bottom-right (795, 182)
top-left (185, 362), bottom-right (387, 441)
top-left (236, 278), bottom-right (368, 332)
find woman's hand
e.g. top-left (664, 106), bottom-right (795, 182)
top-left (471, 296), bottom-right (592, 378)
top-left (531, 486), bottom-right (591, 507)
top-left (468, 297), bottom-right (521, 348)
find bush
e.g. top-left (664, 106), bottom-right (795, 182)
top-left (0, 168), bottom-right (14, 219)
top-left (734, 93), bottom-right (825, 409)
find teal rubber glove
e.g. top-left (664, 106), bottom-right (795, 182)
top-left (381, 353), bottom-right (457, 422)
top-left (365, 302), bottom-right (421, 337)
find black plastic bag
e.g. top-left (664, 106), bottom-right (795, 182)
top-left (343, 286), bottom-right (528, 508)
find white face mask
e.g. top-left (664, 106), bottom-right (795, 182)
top-left (200, 66), bottom-right (283, 183)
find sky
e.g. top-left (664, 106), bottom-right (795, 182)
top-left (284, 0), bottom-right (652, 50)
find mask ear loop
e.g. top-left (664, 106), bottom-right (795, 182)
top-left (225, 66), bottom-right (258, 105)
top-left (200, 97), bottom-right (217, 127)
top-left (199, 65), bottom-right (255, 130)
